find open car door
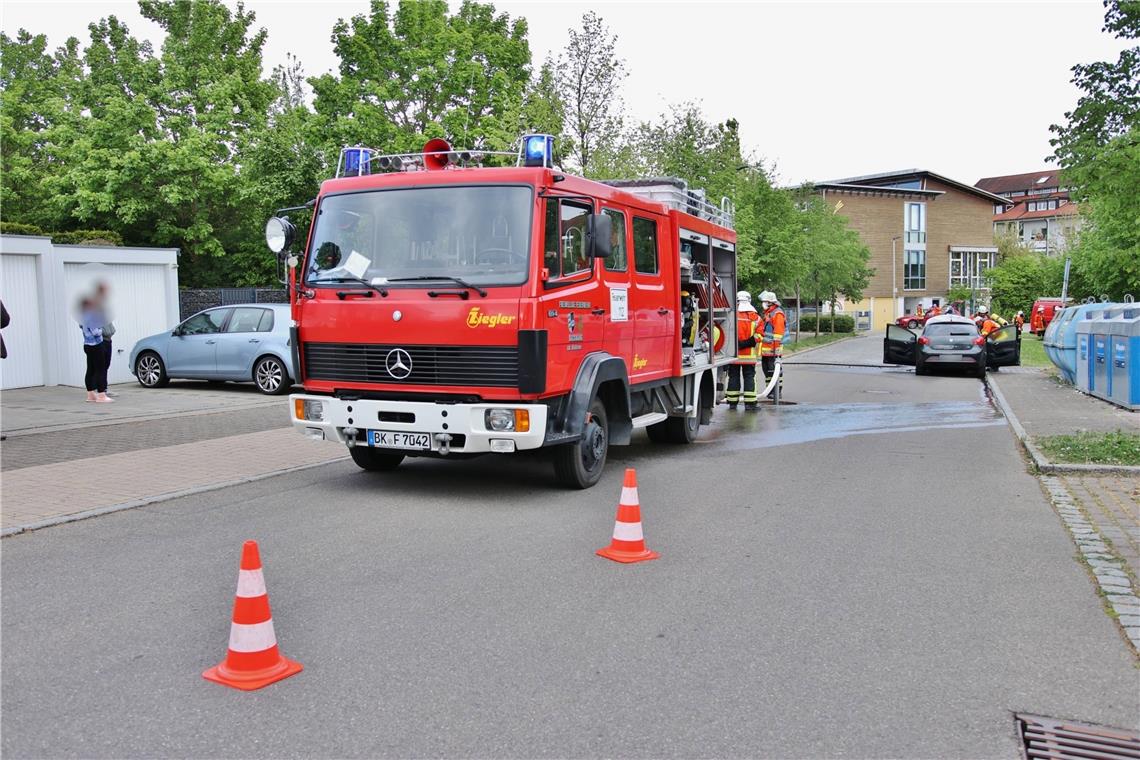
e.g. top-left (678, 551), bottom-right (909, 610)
top-left (987, 324), bottom-right (1021, 368)
top-left (883, 324), bottom-right (917, 366)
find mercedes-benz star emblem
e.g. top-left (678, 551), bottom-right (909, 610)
top-left (385, 348), bottom-right (413, 380)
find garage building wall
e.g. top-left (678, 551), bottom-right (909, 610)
top-left (0, 236), bottom-right (179, 389)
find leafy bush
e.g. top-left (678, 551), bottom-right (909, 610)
top-left (51, 230), bottom-right (123, 246)
top-left (0, 221), bottom-right (46, 236)
top-left (796, 314), bottom-right (854, 333)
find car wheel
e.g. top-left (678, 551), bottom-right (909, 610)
top-left (553, 398), bottom-right (608, 489)
top-left (915, 360), bottom-right (927, 376)
top-left (907, 319), bottom-right (918, 329)
top-left (135, 351), bottom-right (169, 388)
top-left (253, 356), bottom-right (290, 395)
top-left (349, 446), bottom-right (405, 472)
top-left (975, 361), bottom-right (987, 380)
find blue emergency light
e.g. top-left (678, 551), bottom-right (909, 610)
top-left (522, 134), bottom-right (554, 168)
top-left (342, 147), bottom-right (371, 176)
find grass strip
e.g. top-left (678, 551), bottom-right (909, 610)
top-left (1036, 430), bottom-right (1140, 466)
top-left (784, 333), bottom-right (849, 353)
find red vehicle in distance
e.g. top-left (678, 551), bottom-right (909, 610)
top-left (1030, 297), bottom-right (1069, 336)
top-left (895, 305), bottom-right (958, 330)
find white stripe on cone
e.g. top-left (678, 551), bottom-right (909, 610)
top-left (612, 521), bottom-right (644, 542)
top-left (620, 486), bottom-right (639, 506)
top-left (228, 620), bottom-right (278, 652)
top-left (235, 569), bottom-right (267, 598)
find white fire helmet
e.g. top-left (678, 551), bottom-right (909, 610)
top-left (759, 290), bottom-right (779, 306)
top-left (976, 304), bottom-right (989, 315)
top-left (737, 290), bottom-right (752, 303)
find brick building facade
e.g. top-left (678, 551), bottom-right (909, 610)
top-left (812, 170), bottom-right (1007, 330)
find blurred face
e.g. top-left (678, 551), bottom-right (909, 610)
top-left (761, 301), bottom-right (771, 310)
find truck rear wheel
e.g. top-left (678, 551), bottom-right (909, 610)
top-left (350, 446), bottom-right (405, 472)
top-left (647, 413), bottom-right (700, 444)
top-left (553, 398), bottom-right (608, 489)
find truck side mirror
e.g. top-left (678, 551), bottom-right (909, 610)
top-left (588, 213), bottom-right (612, 259)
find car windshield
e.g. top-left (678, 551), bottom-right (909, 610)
top-left (305, 185), bottom-right (532, 287)
top-left (924, 323), bottom-right (978, 337)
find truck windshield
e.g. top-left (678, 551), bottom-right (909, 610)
top-left (305, 185), bottom-right (532, 287)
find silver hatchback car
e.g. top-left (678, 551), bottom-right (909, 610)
top-left (129, 304), bottom-right (296, 394)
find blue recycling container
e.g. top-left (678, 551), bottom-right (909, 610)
top-left (1106, 304), bottom-right (1140, 410)
top-left (1050, 304), bottom-right (1104, 385)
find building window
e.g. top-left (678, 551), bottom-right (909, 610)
top-left (903, 249), bottom-right (925, 290)
top-left (1009, 191), bottom-right (1025, 198)
top-left (994, 203), bottom-right (1006, 215)
top-left (950, 250), bottom-right (996, 290)
top-left (904, 202), bottom-right (926, 244)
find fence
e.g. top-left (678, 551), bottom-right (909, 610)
top-left (179, 288), bottom-right (288, 320)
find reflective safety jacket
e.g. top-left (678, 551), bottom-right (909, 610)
top-left (735, 309), bottom-right (760, 363)
top-left (760, 305), bottom-right (787, 356)
top-left (980, 318), bottom-right (1001, 337)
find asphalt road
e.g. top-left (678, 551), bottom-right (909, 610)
top-left (3, 335), bottom-right (1137, 758)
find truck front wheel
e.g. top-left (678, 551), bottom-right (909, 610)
top-left (350, 446), bottom-right (405, 472)
top-left (553, 398), bottom-right (608, 489)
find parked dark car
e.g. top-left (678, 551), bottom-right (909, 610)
top-left (129, 304), bottom-right (296, 394)
top-left (883, 314), bottom-right (1021, 378)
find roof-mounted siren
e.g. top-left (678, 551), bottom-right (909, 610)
top-left (376, 155), bottom-right (403, 172)
top-left (423, 138), bottom-right (453, 171)
top-left (340, 146), bottom-right (371, 177)
top-left (521, 134), bottom-right (554, 168)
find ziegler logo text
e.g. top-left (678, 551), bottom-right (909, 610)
top-left (467, 307), bottom-right (516, 328)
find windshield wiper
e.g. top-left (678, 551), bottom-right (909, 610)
top-left (385, 276), bottom-right (487, 298)
top-left (310, 275), bottom-right (388, 297)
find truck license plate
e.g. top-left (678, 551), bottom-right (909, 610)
top-left (367, 430), bottom-right (431, 450)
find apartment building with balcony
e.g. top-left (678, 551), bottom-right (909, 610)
top-left (811, 170), bottom-right (1008, 330)
top-left (975, 169), bottom-right (1081, 254)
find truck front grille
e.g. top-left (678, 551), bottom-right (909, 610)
top-left (303, 343), bottom-right (519, 388)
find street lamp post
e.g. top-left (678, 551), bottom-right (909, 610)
top-left (891, 235), bottom-right (901, 320)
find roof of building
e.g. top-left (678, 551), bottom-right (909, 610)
top-left (822, 169), bottom-right (1010, 205)
top-left (813, 182), bottom-right (943, 198)
top-left (975, 169), bottom-right (1061, 195)
top-left (994, 203), bottom-right (1080, 222)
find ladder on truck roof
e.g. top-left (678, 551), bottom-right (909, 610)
top-left (598, 177), bottom-right (735, 229)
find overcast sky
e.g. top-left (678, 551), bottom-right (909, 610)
top-left (3, 1), bottom-right (1128, 186)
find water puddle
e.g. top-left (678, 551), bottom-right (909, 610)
top-left (699, 400), bottom-right (1005, 449)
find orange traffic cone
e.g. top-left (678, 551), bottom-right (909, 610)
top-left (597, 468), bottom-right (659, 563)
top-left (203, 540), bottom-right (303, 690)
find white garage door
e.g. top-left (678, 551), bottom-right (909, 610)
top-left (61, 263), bottom-right (174, 386)
top-left (0, 254), bottom-right (45, 389)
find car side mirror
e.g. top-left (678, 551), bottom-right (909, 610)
top-left (588, 213), bottom-right (612, 259)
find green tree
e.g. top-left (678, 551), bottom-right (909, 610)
top-left (1049, 0), bottom-right (1140, 299)
top-left (554, 11), bottom-right (626, 175)
top-left (310, 0), bottom-right (531, 154)
top-left (0, 30), bottom-right (84, 230)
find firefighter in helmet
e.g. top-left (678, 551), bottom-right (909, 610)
top-left (726, 291), bottom-right (760, 409)
top-left (758, 290), bottom-right (786, 399)
top-left (975, 305), bottom-right (1001, 338)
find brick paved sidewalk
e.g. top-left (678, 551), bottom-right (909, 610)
top-left (989, 368), bottom-right (1138, 439)
top-left (1, 428), bottom-right (346, 532)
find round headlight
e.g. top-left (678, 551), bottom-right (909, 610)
top-left (265, 217), bottom-right (295, 253)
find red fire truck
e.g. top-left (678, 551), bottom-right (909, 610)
top-left (266, 135), bottom-right (739, 488)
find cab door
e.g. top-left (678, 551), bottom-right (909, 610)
top-left (986, 324), bottom-right (1022, 367)
top-left (599, 206), bottom-right (634, 364)
top-left (882, 324), bottom-right (917, 365)
top-left (629, 214), bottom-right (671, 378)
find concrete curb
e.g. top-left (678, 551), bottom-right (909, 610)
top-left (985, 373), bottom-right (1140, 476)
top-left (0, 455), bottom-right (350, 538)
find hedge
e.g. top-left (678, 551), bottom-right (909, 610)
top-left (0, 222), bottom-right (123, 246)
top-left (796, 315), bottom-right (855, 333)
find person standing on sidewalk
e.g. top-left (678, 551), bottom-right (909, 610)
top-left (92, 281), bottom-right (117, 396)
top-left (758, 290), bottom-right (786, 400)
top-left (79, 298), bottom-right (113, 403)
top-left (1, 300), bottom-right (8, 440)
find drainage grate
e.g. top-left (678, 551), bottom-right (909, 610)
top-left (1016, 713), bottom-right (1140, 759)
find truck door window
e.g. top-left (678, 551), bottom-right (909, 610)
top-left (633, 217), bottom-right (659, 275)
top-left (544, 200), bottom-right (591, 279)
top-left (603, 208), bottom-right (628, 272)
